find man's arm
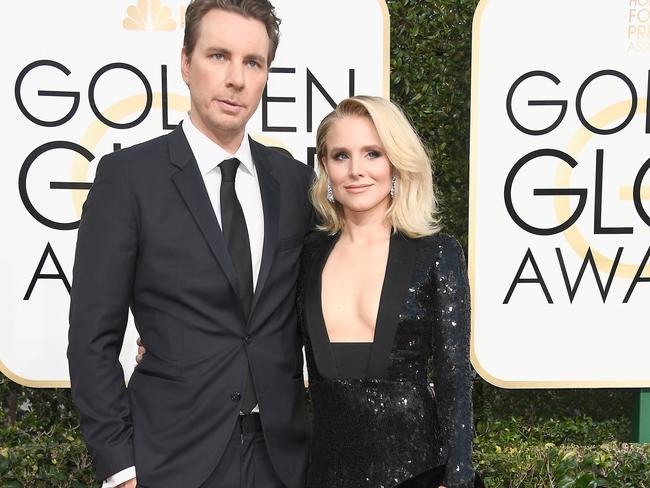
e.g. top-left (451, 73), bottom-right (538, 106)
top-left (68, 153), bottom-right (139, 481)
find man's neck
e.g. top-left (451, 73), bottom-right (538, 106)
top-left (188, 112), bottom-right (245, 155)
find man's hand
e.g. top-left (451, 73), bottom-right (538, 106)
top-left (116, 478), bottom-right (136, 488)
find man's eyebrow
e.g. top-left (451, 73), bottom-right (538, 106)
top-left (206, 46), bottom-right (231, 55)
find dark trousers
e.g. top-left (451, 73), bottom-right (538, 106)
top-left (137, 414), bottom-right (284, 488)
top-left (199, 414), bottom-right (285, 488)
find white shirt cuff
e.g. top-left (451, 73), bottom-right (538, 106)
top-left (103, 466), bottom-right (136, 488)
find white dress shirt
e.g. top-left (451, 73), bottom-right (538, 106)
top-left (182, 113), bottom-right (264, 288)
top-left (103, 114), bottom-right (264, 488)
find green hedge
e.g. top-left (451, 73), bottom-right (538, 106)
top-left (2, 0), bottom-right (645, 486)
top-left (1, 379), bottom-right (643, 487)
top-left (0, 379), bottom-right (94, 486)
top-left (477, 439), bottom-right (650, 488)
top-left (389, 0), bottom-right (475, 246)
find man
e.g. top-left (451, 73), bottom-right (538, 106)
top-left (67, 1), bottom-right (312, 487)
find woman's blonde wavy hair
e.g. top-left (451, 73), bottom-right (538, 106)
top-left (310, 96), bottom-right (441, 238)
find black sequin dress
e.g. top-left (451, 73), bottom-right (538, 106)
top-left (297, 231), bottom-right (474, 488)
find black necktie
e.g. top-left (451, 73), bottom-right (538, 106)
top-left (219, 157), bottom-right (257, 413)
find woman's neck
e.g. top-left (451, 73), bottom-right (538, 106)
top-left (339, 207), bottom-right (392, 245)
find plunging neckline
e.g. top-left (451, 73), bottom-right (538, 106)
top-left (319, 232), bottom-right (389, 347)
top-left (304, 232), bottom-right (418, 380)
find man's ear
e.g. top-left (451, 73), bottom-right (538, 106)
top-left (181, 48), bottom-right (190, 86)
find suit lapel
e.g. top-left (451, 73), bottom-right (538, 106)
top-left (167, 125), bottom-right (241, 301)
top-left (304, 234), bottom-right (339, 379)
top-left (367, 233), bottom-right (418, 378)
top-left (249, 139), bottom-right (280, 314)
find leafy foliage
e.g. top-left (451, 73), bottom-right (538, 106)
top-left (476, 440), bottom-right (650, 488)
top-left (387, 0), bottom-right (475, 246)
top-left (0, 379), bottom-right (94, 486)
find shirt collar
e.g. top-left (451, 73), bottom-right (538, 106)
top-left (181, 113), bottom-right (255, 177)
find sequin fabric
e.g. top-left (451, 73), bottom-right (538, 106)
top-left (298, 232), bottom-right (474, 488)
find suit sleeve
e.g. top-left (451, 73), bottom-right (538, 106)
top-left (67, 154), bottom-right (138, 481)
top-left (431, 236), bottom-right (475, 488)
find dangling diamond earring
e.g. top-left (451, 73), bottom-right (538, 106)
top-left (390, 175), bottom-right (397, 198)
top-left (327, 180), bottom-right (335, 203)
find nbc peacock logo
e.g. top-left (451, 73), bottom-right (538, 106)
top-left (123, 0), bottom-right (186, 31)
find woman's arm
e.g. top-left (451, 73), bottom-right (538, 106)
top-left (431, 235), bottom-right (474, 488)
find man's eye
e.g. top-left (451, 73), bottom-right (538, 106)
top-left (211, 53), bottom-right (225, 61)
top-left (247, 60), bottom-right (260, 68)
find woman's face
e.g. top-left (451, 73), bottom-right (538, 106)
top-left (323, 115), bottom-right (393, 217)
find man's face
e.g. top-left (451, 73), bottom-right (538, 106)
top-left (181, 9), bottom-right (270, 146)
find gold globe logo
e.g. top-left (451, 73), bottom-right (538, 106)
top-left (558, 98), bottom-right (650, 279)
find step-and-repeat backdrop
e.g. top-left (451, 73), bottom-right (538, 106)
top-left (0, 0), bottom-right (389, 386)
top-left (471, 0), bottom-right (650, 387)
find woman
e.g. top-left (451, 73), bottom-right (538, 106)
top-left (299, 96), bottom-right (475, 488)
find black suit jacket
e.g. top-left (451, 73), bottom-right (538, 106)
top-left (68, 125), bottom-right (313, 488)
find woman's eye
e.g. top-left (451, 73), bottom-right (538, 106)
top-left (367, 150), bottom-right (381, 158)
top-left (333, 152), bottom-right (348, 160)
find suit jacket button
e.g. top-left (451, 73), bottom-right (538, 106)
top-left (231, 392), bottom-right (241, 402)
top-left (244, 335), bottom-right (252, 344)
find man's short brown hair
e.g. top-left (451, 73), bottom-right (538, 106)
top-left (184, 0), bottom-right (281, 65)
